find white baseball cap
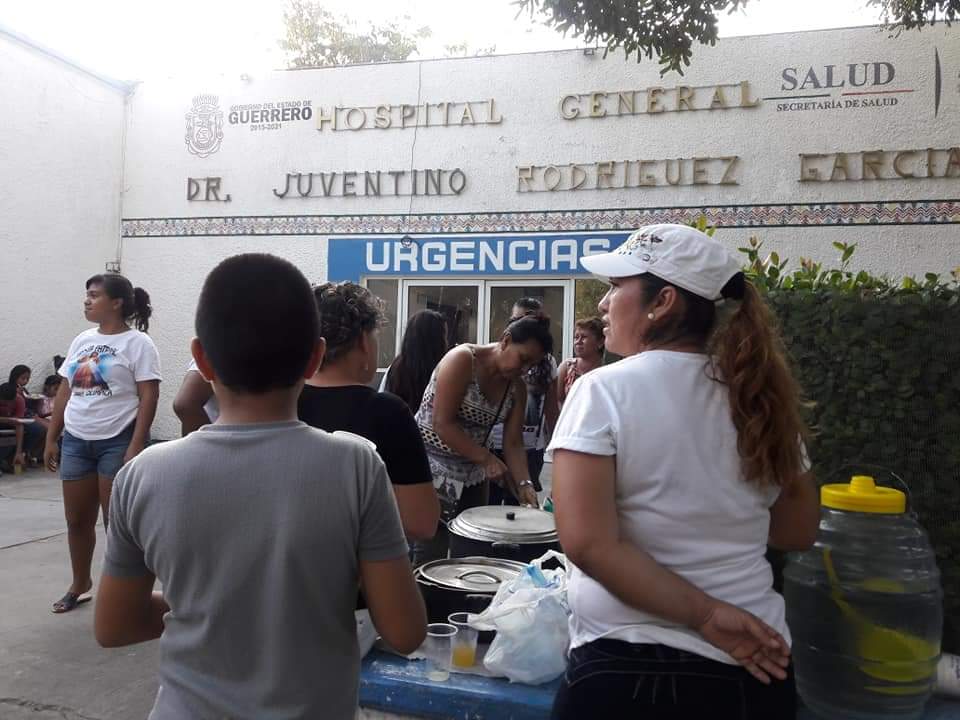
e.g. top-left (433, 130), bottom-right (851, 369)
top-left (581, 224), bottom-right (742, 301)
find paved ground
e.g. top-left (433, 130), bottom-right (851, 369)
top-left (0, 467), bottom-right (158, 720)
top-left (0, 463), bottom-right (554, 719)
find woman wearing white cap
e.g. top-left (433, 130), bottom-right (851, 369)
top-left (548, 224), bottom-right (819, 719)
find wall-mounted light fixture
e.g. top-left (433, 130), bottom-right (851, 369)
top-left (400, 234), bottom-right (416, 248)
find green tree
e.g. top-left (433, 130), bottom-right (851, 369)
top-left (514, 0), bottom-right (960, 75)
top-left (869, 0), bottom-right (960, 28)
top-left (280, 0), bottom-right (431, 68)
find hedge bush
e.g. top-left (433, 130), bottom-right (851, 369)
top-left (741, 237), bottom-right (960, 653)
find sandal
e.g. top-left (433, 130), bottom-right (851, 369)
top-left (52, 591), bottom-right (92, 614)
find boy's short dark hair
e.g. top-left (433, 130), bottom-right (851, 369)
top-left (196, 254), bottom-right (319, 393)
top-left (43, 375), bottom-right (61, 388)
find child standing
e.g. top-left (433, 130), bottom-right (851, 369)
top-left (94, 254), bottom-right (425, 719)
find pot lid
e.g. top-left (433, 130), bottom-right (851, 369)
top-left (448, 506), bottom-right (558, 544)
top-left (417, 556), bottom-right (527, 593)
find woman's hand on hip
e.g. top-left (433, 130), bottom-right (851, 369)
top-left (695, 600), bottom-right (790, 685)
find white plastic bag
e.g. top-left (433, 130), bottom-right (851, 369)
top-left (468, 551), bottom-right (570, 684)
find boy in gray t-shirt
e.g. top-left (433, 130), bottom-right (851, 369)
top-left (94, 254), bottom-right (427, 719)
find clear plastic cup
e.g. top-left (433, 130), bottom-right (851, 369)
top-left (448, 612), bottom-right (479, 669)
top-left (424, 623), bottom-right (457, 681)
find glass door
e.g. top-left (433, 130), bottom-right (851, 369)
top-left (403, 281), bottom-right (481, 349)
top-left (486, 282), bottom-right (571, 361)
top-left (367, 278), bottom-right (400, 372)
top-left (370, 279), bottom-right (575, 375)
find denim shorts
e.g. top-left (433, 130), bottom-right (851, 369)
top-left (60, 425), bottom-right (135, 481)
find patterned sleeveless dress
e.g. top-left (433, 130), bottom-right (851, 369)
top-left (563, 357), bottom-right (586, 397)
top-left (416, 347), bottom-right (515, 522)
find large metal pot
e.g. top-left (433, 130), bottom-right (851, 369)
top-left (447, 506), bottom-right (560, 564)
top-left (414, 556), bottom-right (526, 631)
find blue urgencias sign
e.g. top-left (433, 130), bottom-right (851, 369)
top-left (328, 232), bottom-right (631, 282)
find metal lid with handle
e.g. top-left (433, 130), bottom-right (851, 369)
top-left (416, 556), bottom-right (526, 592)
top-left (448, 505), bottom-right (558, 545)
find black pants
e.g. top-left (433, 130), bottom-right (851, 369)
top-left (551, 639), bottom-right (796, 720)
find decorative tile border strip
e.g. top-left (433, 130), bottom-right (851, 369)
top-left (122, 200), bottom-right (960, 237)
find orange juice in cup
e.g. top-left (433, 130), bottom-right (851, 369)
top-left (448, 612), bottom-right (479, 669)
top-left (452, 643), bottom-right (476, 668)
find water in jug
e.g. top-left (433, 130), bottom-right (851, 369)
top-left (784, 474), bottom-right (942, 720)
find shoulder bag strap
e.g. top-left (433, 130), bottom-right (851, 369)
top-left (482, 383), bottom-right (511, 448)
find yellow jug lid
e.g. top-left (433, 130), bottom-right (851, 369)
top-left (821, 475), bottom-right (906, 514)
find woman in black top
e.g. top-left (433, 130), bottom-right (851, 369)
top-left (298, 282), bottom-right (440, 541)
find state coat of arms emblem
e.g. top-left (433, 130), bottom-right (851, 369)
top-left (184, 94), bottom-right (224, 158)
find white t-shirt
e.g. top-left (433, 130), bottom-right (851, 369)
top-left (60, 328), bottom-right (162, 441)
top-left (186, 360), bottom-right (220, 422)
top-left (547, 350), bottom-right (797, 666)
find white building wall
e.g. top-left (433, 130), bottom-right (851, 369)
top-left (0, 29), bottom-right (127, 393)
top-left (120, 24), bottom-right (960, 438)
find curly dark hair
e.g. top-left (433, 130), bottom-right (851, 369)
top-left (313, 282), bottom-right (385, 363)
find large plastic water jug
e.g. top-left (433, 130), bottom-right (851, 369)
top-left (784, 474), bottom-right (942, 720)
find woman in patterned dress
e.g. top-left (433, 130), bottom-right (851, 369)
top-left (413, 315), bottom-right (553, 564)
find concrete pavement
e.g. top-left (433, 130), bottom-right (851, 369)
top-left (0, 468), bottom-right (158, 720)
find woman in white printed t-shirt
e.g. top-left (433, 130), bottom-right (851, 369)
top-left (548, 224), bottom-right (820, 720)
top-left (43, 274), bottom-right (161, 613)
